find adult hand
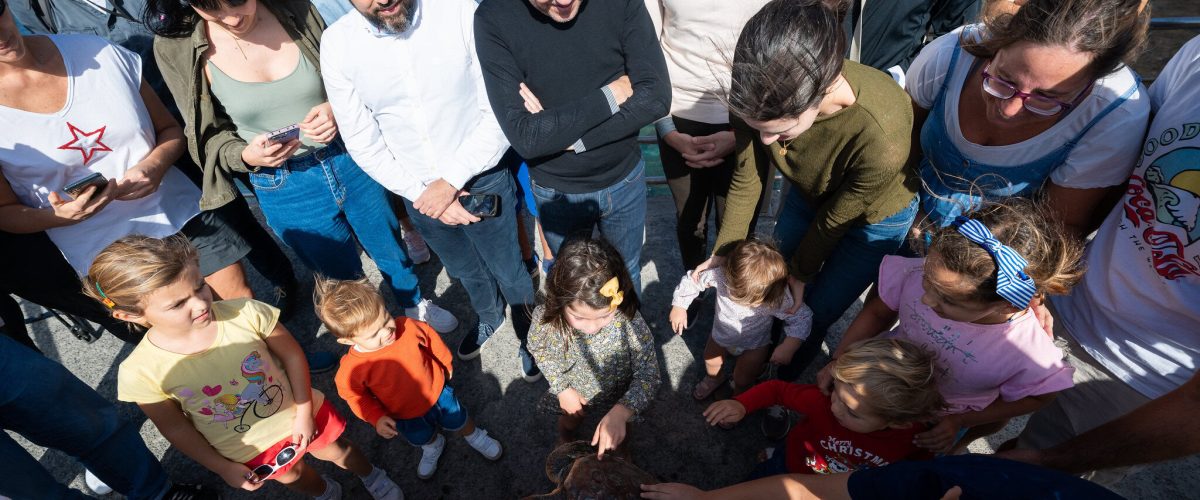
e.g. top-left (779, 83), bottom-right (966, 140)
top-left (662, 131), bottom-right (702, 158)
top-left (436, 193), bottom-right (482, 226)
top-left (220, 461), bottom-right (265, 491)
top-left (557, 388), bottom-right (587, 417)
top-left (47, 180), bottom-right (118, 225)
top-left (242, 133), bottom-right (302, 168)
top-left (114, 163), bottom-right (167, 201)
top-left (682, 130), bottom-right (735, 169)
top-left (414, 179), bottom-right (459, 219)
top-left (815, 360), bottom-right (836, 395)
top-left (292, 411), bottom-right (316, 451)
top-left (702, 399), bottom-right (747, 427)
top-left (691, 256), bottom-right (725, 283)
top-left (375, 415), bottom-right (398, 439)
top-left (785, 277), bottom-right (806, 314)
top-left (640, 482), bottom-right (706, 500)
top-left (606, 75), bottom-right (633, 106)
top-left (915, 414), bottom-right (963, 453)
top-left (593, 404), bottom-right (631, 459)
top-left (519, 83), bottom-right (544, 114)
top-left (669, 306), bottom-right (688, 335)
top-left (299, 102), bottom-right (338, 144)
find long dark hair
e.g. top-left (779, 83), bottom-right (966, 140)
top-left (540, 237), bottom-right (640, 340)
top-left (726, 0), bottom-right (849, 122)
top-left (144, 0), bottom-right (248, 38)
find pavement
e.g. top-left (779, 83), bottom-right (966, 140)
top-left (9, 193), bottom-right (1199, 499)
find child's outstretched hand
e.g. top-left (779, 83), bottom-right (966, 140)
top-left (558, 388), bottom-right (588, 416)
top-left (375, 415), bottom-right (398, 439)
top-left (594, 404), bottom-right (632, 460)
top-left (915, 414), bottom-right (963, 453)
top-left (769, 344), bottom-right (798, 366)
top-left (815, 360), bottom-right (836, 395)
top-left (219, 461), bottom-right (265, 491)
top-left (669, 306), bottom-right (688, 335)
top-left (292, 410), bottom-right (316, 451)
top-left (702, 400), bottom-right (747, 427)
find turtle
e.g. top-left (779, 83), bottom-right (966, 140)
top-left (523, 440), bottom-right (658, 500)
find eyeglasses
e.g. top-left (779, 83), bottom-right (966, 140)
top-left (980, 63), bottom-right (1092, 117)
top-left (248, 444), bottom-right (298, 484)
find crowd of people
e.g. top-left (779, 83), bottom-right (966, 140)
top-left (0, 0), bottom-right (1197, 498)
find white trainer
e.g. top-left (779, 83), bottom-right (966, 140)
top-left (84, 469), bottom-right (112, 495)
top-left (465, 428), bottom-right (503, 461)
top-left (402, 229), bottom-right (431, 265)
top-left (362, 467), bottom-right (404, 500)
top-left (417, 434), bottom-right (446, 480)
top-left (405, 300), bottom-right (459, 334)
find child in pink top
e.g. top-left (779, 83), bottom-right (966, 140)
top-left (820, 199), bottom-right (1083, 453)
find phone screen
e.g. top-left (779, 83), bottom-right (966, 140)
top-left (460, 194), bottom-right (499, 217)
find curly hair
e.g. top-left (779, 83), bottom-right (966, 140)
top-left (724, 239), bottom-right (790, 309)
top-left (833, 338), bottom-right (946, 424)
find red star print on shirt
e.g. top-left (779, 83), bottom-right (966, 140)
top-left (58, 122), bottom-right (112, 164)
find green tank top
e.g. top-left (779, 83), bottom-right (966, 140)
top-left (207, 52), bottom-right (326, 157)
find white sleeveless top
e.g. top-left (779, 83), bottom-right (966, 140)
top-left (0, 35), bottom-right (200, 274)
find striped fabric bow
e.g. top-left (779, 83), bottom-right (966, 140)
top-left (952, 216), bottom-right (1036, 309)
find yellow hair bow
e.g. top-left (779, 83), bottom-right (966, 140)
top-left (599, 277), bottom-right (624, 311)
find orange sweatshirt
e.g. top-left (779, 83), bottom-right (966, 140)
top-left (334, 317), bottom-right (454, 424)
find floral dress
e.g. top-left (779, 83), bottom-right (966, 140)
top-left (527, 305), bottom-right (662, 419)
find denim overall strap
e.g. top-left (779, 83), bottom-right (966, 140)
top-left (919, 44), bottom-right (1138, 226)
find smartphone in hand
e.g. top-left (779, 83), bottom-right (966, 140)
top-left (266, 124), bottom-right (300, 145)
top-left (458, 194), bottom-right (500, 218)
top-left (64, 172), bottom-right (108, 199)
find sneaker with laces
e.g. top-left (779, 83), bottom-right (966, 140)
top-left (457, 322), bottom-right (494, 360)
top-left (362, 467), bottom-right (404, 500)
top-left (84, 470), bottom-right (112, 495)
top-left (761, 404), bottom-right (792, 442)
top-left (519, 347), bottom-right (542, 382)
top-left (465, 428), bottom-right (503, 460)
top-left (161, 483), bottom-right (220, 500)
top-left (405, 299), bottom-right (459, 334)
top-left (402, 229), bottom-right (431, 265)
top-left (417, 434), bottom-right (446, 479)
top-left (316, 476), bottom-right (342, 500)
top-left (306, 351), bottom-right (338, 374)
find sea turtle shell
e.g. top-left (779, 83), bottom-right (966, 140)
top-left (523, 441), bottom-right (657, 500)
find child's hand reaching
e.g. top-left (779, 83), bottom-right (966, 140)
top-left (292, 411), bottom-right (316, 450)
top-left (669, 306), bottom-right (688, 335)
top-left (915, 414), bottom-right (963, 453)
top-left (815, 360), bottom-right (836, 395)
top-left (558, 388), bottom-right (588, 416)
top-left (219, 461), bottom-right (264, 491)
top-left (702, 400), bottom-right (747, 427)
top-left (769, 345), bottom-right (797, 366)
top-left (375, 416), bottom-right (398, 439)
top-left (593, 404), bottom-right (632, 460)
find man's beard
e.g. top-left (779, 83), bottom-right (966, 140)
top-left (364, 0), bottom-right (417, 34)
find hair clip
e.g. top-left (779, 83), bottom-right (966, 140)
top-left (598, 277), bottom-right (624, 311)
top-left (95, 282), bottom-right (116, 309)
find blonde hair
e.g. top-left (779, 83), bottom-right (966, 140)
top-left (833, 338), bottom-right (945, 424)
top-left (724, 239), bottom-right (790, 309)
top-left (312, 277), bottom-right (387, 339)
top-left (82, 234), bottom-right (199, 315)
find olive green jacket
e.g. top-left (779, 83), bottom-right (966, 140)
top-left (154, 0), bottom-right (326, 210)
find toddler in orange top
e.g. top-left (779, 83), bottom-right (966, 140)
top-left (315, 278), bottom-right (502, 480)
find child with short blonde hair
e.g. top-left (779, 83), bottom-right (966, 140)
top-left (314, 278), bottom-right (501, 481)
top-left (670, 239), bottom-right (813, 399)
top-left (704, 338), bottom-right (943, 476)
top-left (87, 235), bottom-right (400, 499)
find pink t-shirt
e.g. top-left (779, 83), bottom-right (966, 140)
top-left (877, 256), bottom-right (1075, 414)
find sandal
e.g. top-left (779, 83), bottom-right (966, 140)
top-left (692, 375), bottom-right (727, 400)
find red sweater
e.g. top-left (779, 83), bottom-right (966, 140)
top-left (734, 381), bottom-right (930, 474)
top-left (334, 317), bottom-right (453, 424)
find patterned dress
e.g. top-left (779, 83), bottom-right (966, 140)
top-left (527, 305), bottom-right (662, 419)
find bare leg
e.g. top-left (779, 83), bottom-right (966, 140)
top-left (204, 262), bottom-right (253, 300)
top-left (731, 347), bottom-right (770, 395)
top-left (454, 417), bottom-right (478, 438)
top-left (273, 459), bottom-right (327, 497)
top-left (535, 219), bottom-right (554, 261)
top-left (702, 336), bottom-right (728, 380)
top-left (309, 437), bottom-right (373, 477)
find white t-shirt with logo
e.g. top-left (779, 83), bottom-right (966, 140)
top-left (0, 35), bottom-right (199, 274)
top-left (1052, 35), bottom-right (1200, 400)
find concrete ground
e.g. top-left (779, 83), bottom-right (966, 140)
top-left (9, 193), bottom-right (1200, 499)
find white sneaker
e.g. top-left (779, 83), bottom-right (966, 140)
top-left (316, 476), bottom-right (343, 500)
top-left (465, 428), bottom-right (503, 461)
top-left (405, 300), bottom-right (459, 334)
top-left (362, 467), bottom-right (404, 500)
top-left (417, 434), bottom-right (446, 479)
top-left (84, 469), bottom-right (112, 495)
top-left (403, 229), bottom-right (431, 265)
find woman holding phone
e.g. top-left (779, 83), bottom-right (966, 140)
top-left (148, 0), bottom-right (458, 333)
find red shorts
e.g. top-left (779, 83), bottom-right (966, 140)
top-left (243, 399), bottom-right (347, 481)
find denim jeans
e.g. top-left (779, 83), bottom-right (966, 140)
top-left (0, 336), bottom-right (169, 500)
top-left (396, 385), bottom-right (469, 446)
top-left (773, 189), bottom-right (918, 379)
top-left (250, 140), bottom-right (421, 308)
top-left (403, 165), bottom-right (535, 342)
top-left (531, 161), bottom-right (648, 291)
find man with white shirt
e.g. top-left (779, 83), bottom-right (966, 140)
top-left (322, 0), bottom-right (541, 382)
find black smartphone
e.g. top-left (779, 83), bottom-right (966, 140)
top-left (64, 172), bottom-right (108, 198)
top-left (266, 124), bottom-right (300, 145)
top-left (458, 194), bottom-right (499, 218)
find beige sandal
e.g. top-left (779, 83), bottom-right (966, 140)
top-left (692, 375), bottom-right (727, 400)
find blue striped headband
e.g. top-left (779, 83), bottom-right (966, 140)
top-left (951, 216), bottom-right (1037, 309)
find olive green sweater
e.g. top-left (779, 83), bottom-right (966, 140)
top-left (714, 60), bottom-right (918, 282)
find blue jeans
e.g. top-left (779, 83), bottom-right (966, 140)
top-left (250, 140), bottom-right (421, 308)
top-left (396, 385), bottom-right (469, 446)
top-left (773, 189), bottom-right (918, 379)
top-left (531, 161), bottom-right (647, 291)
top-left (0, 336), bottom-right (169, 500)
top-left (403, 165), bottom-right (535, 340)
